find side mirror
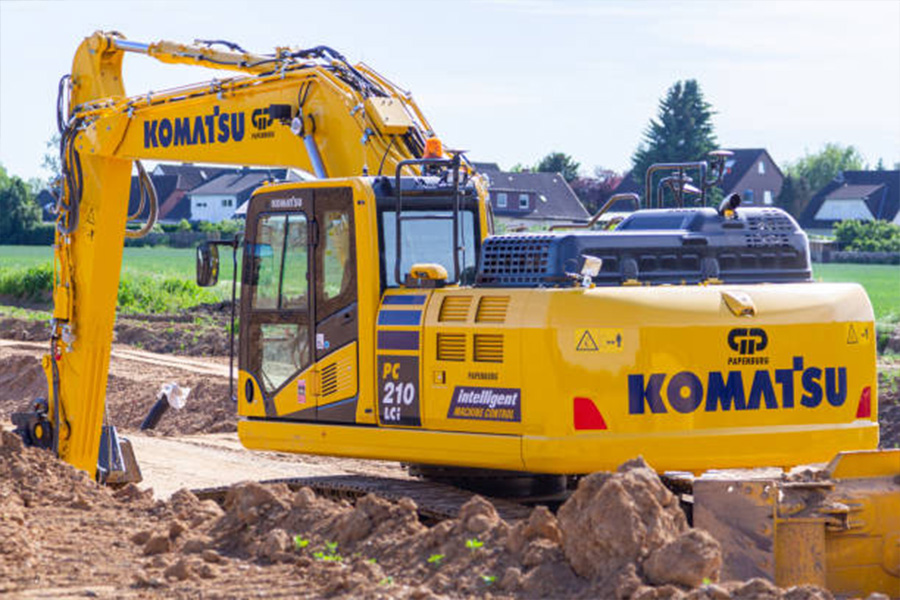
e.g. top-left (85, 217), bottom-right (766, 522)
top-left (196, 242), bottom-right (219, 287)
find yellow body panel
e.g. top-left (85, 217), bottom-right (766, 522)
top-left (242, 278), bottom-right (878, 474)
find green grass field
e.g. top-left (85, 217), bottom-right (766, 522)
top-left (813, 263), bottom-right (900, 323)
top-left (1, 245), bottom-right (897, 321)
top-left (0, 245), bottom-right (239, 313)
top-left (0, 245), bottom-right (239, 281)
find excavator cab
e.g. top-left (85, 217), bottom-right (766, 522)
top-left (195, 161), bottom-right (486, 427)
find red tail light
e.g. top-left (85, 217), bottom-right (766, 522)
top-left (856, 386), bottom-right (872, 419)
top-left (574, 397), bottom-right (607, 430)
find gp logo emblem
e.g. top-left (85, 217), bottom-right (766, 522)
top-left (251, 108), bottom-right (273, 131)
top-left (728, 328), bottom-right (768, 355)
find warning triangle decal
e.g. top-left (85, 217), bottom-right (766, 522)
top-left (847, 324), bottom-right (858, 345)
top-left (577, 330), bottom-right (599, 351)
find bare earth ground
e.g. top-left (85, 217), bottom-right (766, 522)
top-left (0, 316), bottom-right (898, 597)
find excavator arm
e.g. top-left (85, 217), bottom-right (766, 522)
top-left (27, 31), bottom-right (450, 479)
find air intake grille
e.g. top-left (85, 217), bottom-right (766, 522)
top-left (437, 333), bottom-right (466, 361)
top-left (439, 296), bottom-right (472, 322)
top-left (745, 210), bottom-right (794, 248)
top-left (474, 334), bottom-right (503, 363)
top-left (478, 235), bottom-right (554, 285)
top-left (475, 296), bottom-right (510, 323)
top-left (321, 363), bottom-right (339, 397)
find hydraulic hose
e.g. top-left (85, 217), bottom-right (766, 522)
top-left (124, 161), bottom-right (159, 238)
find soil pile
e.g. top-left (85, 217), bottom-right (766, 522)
top-left (879, 365), bottom-right (900, 449)
top-left (0, 316), bottom-right (49, 341)
top-left (557, 457), bottom-right (720, 589)
top-left (0, 307), bottom-right (231, 357)
top-left (0, 435), bottom-right (845, 599)
top-left (0, 353), bottom-right (234, 436)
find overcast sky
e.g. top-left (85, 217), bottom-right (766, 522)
top-left (1, 0), bottom-right (898, 182)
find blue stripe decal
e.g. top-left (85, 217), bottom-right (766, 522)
top-left (377, 330), bottom-right (420, 351)
top-left (378, 310), bottom-right (422, 326)
top-left (383, 295), bottom-right (427, 306)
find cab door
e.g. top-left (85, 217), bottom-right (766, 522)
top-left (240, 194), bottom-right (315, 420)
top-left (310, 187), bottom-right (360, 423)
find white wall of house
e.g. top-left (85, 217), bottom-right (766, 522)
top-left (814, 198), bottom-right (874, 221)
top-left (190, 193), bottom-right (238, 222)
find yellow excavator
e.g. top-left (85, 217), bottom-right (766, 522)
top-left (11, 32), bottom-right (898, 595)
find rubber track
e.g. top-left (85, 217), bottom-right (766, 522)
top-left (192, 474), bottom-right (533, 523)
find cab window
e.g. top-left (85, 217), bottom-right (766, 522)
top-left (248, 213), bottom-right (310, 393)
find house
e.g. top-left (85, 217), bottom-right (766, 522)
top-left (127, 174), bottom-right (179, 222)
top-left (800, 170), bottom-right (900, 230)
top-left (613, 148), bottom-right (785, 208)
top-left (194, 168), bottom-right (303, 222)
top-left (718, 148), bottom-right (784, 206)
top-left (150, 164), bottom-right (234, 223)
top-left (479, 170), bottom-right (590, 229)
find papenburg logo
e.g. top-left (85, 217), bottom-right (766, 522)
top-left (728, 328), bottom-right (768, 356)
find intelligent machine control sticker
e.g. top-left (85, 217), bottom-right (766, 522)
top-left (575, 328), bottom-right (624, 353)
top-left (377, 356), bottom-right (421, 426)
top-left (447, 387), bottom-right (521, 422)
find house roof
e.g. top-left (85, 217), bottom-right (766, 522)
top-left (152, 163), bottom-right (234, 190)
top-left (189, 169), bottom-right (292, 198)
top-left (471, 161), bottom-right (501, 173)
top-left (127, 174), bottom-right (179, 221)
top-left (614, 148), bottom-right (784, 202)
top-left (482, 170), bottom-right (589, 222)
top-left (719, 148), bottom-right (783, 193)
top-left (800, 170), bottom-right (900, 226)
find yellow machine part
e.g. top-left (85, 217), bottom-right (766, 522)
top-left (695, 449), bottom-right (899, 597)
top-left (240, 236), bottom-right (878, 474)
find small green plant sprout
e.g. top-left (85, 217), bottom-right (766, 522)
top-left (702, 577), bottom-right (712, 586)
top-left (427, 554), bottom-right (445, 566)
top-left (481, 574), bottom-right (496, 585)
top-left (312, 541), bottom-right (343, 562)
top-left (465, 538), bottom-right (483, 551)
top-left (293, 535), bottom-right (310, 550)
top-left (366, 557), bottom-right (377, 564)
top-left (379, 576), bottom-right (394, 586)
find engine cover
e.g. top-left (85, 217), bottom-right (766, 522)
top-left (476, 207), bottom-right (811, 287)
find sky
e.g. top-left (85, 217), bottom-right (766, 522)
top-left (1, 0), bottom-right (898, 183)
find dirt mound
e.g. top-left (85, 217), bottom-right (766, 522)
top-left (0, 316), bottom-right (49, 341)
top-left (879, 364), bottom-right (900, 449)
top-left (0, 437), bottom-right (845, 598)
top-left (0, 353), bottom-right (46, 416)
top-left (115, 318), bottom-right (229, 356)
top-left (557, 457), bottom-right (700, 584)
top-left (0, 352), bottom-right (234, 436)
top-left (0, 310), bottom-right (230, 356)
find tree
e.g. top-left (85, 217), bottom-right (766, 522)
top-left (0, 164), bottom-right (42, 240)
top-left (570, 168), bottom-right (622, 213)
top-left (535, 152), bottom-right (580, 182)
top-left (776, 175), bottom-right (812, 218)
top-left (783, 143), bottom-right (864, 195)
top-left (41, 132), bottom-right (62, 184)
top-left (631, 80), bottom-right (717, 198)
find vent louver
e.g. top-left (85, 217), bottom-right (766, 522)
top-left (474, 334), bottom-right (504, 363)
top-left (439, 296), bottom-right (472, 322)
top-left (475, 296), bottom-right (510, 323)
top-left (437, 333), bottom-right (466, 361)
top-left (321, 363), bottom-right (339, 397)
